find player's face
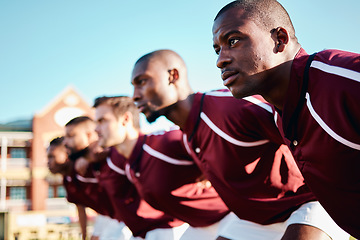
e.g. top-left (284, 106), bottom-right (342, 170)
top-left (131, 60), bottom-right (178, 122)
top-left (47, 145), bottom-right (68, 174)
top-left (212, 8), bottom-right (276, 98)
top-left (95, 104), bottom-right (126, 148)
top-left (64, 124), bottom-right (92, 153)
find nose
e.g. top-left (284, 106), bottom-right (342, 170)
top-left (216, 49), bottom-right (231, 69)
top-left (95, 124), bottom-right (100, 134)
top-left (63, 138), bottom-right (68, 147)
top-left (132, 87), bottom-right (142, 103)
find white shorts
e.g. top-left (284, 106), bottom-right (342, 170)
top-left (217, 201), bottom-right (349, 240)
top-left (92, 215), bottom-right (133, 240)
top-left (130, 223), bottom-right (190, 240)
top-left (179, 217), bottom-right (226, 240)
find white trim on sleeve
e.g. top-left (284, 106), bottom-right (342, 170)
top-left (143, 144), bottom-right (194, 165)
top-left (311, 61), bottom-right (360, 83)
top-left (106, 157), bottom-right (126, 175)
top-left (243, 96), bottom-right (273, 113)
top-left (200, 112), bottom-right (269, 147)
top-left (305, 92), bottom-right (360, 150)
top-left (76, 174), bottom-right (98, 183)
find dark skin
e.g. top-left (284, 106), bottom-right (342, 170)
top-left (212, 6), bottom-right (331, 240)
top-left (132, 50), bottom-right (331, 240)
top-left (212, 7), bottom-right (300, 110)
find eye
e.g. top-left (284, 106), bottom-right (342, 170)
top-left (136, 78), bottom-right (147, 86)
top-left (214, 47), bottom-right (220, 55)
top-left (229, 38), bottom-right (240, 46)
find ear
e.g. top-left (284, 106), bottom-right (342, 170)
top-left (122, 111), bottom-right (133, 126)
top-left (168, 68), bottom-right (179, 85)
top-left (272, 27), bottom-right (289, 53)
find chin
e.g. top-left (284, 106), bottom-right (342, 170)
top-left (146, 111), bottom-right (161, 123)
top-left (229, 85), bottom-right (254, 99)
top-left (227, 86), bottom-right (242, 99)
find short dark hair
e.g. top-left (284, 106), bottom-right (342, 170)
top-left (93, 96), bottom-right (140, 129)
top-left (65, 116), bottom-right (93, 127)
top-left (215, 0), bottom-right (296, 38)
top-left (49, 136), bottom-right (64, 147)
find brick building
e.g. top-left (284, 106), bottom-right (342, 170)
top-left (0, 86), bottom-right (93, 212)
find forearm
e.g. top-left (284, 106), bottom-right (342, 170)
top-left (76, 204), bottom-right (87, 240)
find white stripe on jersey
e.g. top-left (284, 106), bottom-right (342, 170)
top-left (125, 164), bottom-right (134, 183)
top-left (205, 90), bottom-right (233, 97)
top-left (106, 157), bottom-right (126, 175)
top-left (243, 96), bottom-right (273, 113)
top-left (76, 174), bottom-right (98, 183)
top-left (200, 112), bottom-right (269, 147)
top-left (311, 61), bottom-right (360, 83)
top-left (274, 111), bottom-right (279, 129)
top-left (143, 144), bottom-right (194, 165)
top-left (182, 134), bottom-right (193, 156)
top-left (305, 93), bottom-right (360, 150)
top-left (206, 90), bottom-right (273, 113)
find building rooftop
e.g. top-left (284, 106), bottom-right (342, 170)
top-left (0, 119), bottom-right (32, 132)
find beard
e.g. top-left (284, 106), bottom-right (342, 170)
top-left (145, 100), bottom-right (179, 123)
top-left (146, 110), bottom-right (161, 123)
top-left (68, 147), bottom-right (89, 162)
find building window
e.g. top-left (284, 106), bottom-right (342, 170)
top-left (10, 148), bottom-right (26, 158)
top-left (57, 186), bottom-right (66, 198)
top-left (9, 187), bottom-right (26, 200)
top-left (48, 186), bottom-right (54, 198)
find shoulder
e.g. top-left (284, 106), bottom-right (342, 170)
top-left (308, 49), bottom-right (360, 93)
top-left (145, 129), bottom-right (192, 162)
top-left (146, 127), bottom-right (183, 145)
top-left (204, 89), bottom-right (273, 114)
top-left (314, 49), bottom-right (360, 70)
top-left (203, 90), bottom-right (274, 128)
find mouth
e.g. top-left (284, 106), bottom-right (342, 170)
top-left (134, 102), bottom-right (146, 113)
top-left (221, 70), bottom-right (239, 87)
top-left (138, 105), bottom-right (145, 113)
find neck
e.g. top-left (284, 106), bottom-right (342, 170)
top-left (260, 61), bottom-right (292, 110)
top-left (260, 45), bottom-right (301, 110)
top-left (114, 129), bottom-right (139, 159)
top-left (161, 93), bottom-right (194, 129)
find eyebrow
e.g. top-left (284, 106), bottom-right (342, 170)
top-left (95, 116), bottom-right (105, 123)
top-left (213, 30), bottom-right (243, 48)
top-left (132, 74), bottom-right (148, 84)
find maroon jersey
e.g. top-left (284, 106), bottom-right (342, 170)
top-left (182, 89), bottom-right (316, 225)
top-left (94, 147), bottom-right (183, 238)
top-left (125, 130), bottom-right (229, 227)
top-left (274, 48), bottom-right (360, 237)
top-left (63, 166), bottom-right (114, 218)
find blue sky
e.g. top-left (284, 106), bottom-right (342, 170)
top-left (1, 0), bottom-right (359, 124)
